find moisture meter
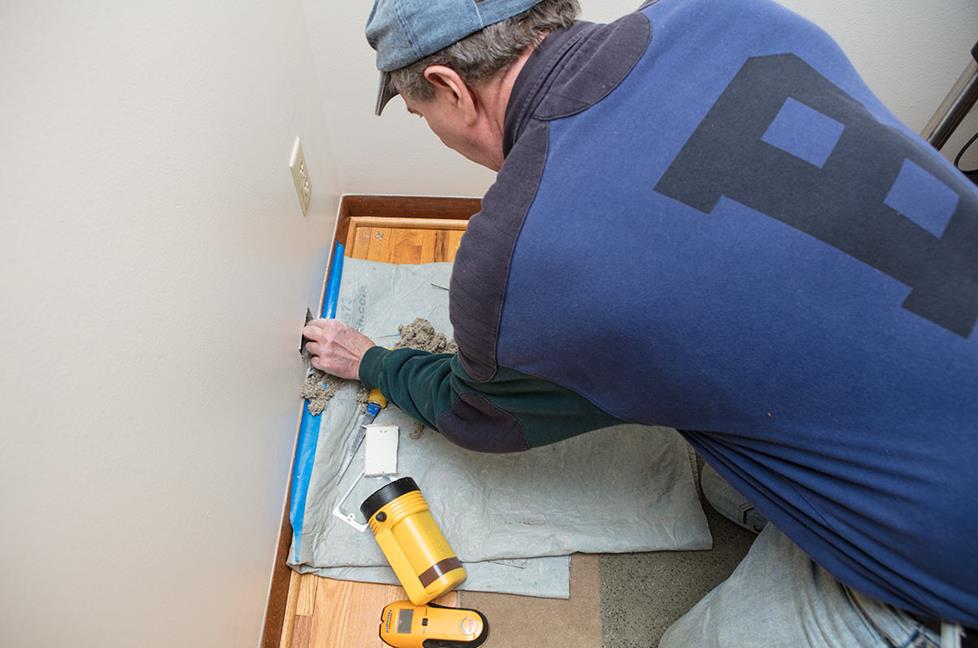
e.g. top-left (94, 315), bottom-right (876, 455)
top-left (379, 601), bottom-right (489, 648)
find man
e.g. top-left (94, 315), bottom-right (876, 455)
top-left (302, 0), bottom-right (978, 645)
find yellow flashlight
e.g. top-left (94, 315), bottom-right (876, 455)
top-left (361, 477), bottom-right (466, 606)
top-left (379, 601), bottom-right (488, 648)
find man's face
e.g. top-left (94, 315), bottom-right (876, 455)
top-left (402, 91), bottom-right (501, 171)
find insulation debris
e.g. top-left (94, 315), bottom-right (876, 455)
top-left (300, 369), bottom-right (348, 415)
top-left (410, 422), bottom-right (426, 440)
top-left (394, 318), bottom-right (458, 354)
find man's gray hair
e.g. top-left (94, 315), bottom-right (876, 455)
top-left (391, 0), bottom-right (581, 102)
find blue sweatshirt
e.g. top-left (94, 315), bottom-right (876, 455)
top-left (361, 0), bottom-right (978, 626)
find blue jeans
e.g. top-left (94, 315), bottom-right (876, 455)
top-left (660, 509), bottom-right (941, 647)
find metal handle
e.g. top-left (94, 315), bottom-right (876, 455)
top-left (922, 40), bottom-right (978, 149)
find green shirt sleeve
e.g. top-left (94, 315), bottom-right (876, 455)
top-left (359, 346), bottom-right (623, 452)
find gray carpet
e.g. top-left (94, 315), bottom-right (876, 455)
top-left (599, 498), bottom-right (757, 647)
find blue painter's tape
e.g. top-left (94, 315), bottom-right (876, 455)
top-left (290, 406), bottom-right (321, 562)
top-left (322, 243), bottom-right (345, 319)
top-left (290, 242), bottom-right (345, 562)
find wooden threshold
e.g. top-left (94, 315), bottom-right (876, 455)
top-left (261, 195), bottom-right (480, 648)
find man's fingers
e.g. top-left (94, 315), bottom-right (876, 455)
top-left (301, 319), bottom-right (369, 381)
top-left (305, 319), bottom-right (348, 340)
top-left (310, 355), bottom-right (324, 370)
top-left (303, 325), bottom-right (325, 341)
top-left (308, 318), bottom-right (344, 330)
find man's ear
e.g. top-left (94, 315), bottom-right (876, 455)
top-left (423, 65), bottom-right (478, 124)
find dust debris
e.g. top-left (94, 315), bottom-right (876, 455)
top-left (394, 318), bottom-right (458, 354)
top-left (299, 368), bottom-right (331, 415)
top-left (300, 369), bottom-right (348, 415)
top-left (409, 422), bottom-right (426, 440)
top-left (356, 385), bottom-right (370, 409)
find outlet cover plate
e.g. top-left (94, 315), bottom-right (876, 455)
top-left (289, 137), bottom-right (312, 216)
top-left (364, 425), bottom-right (399, 477)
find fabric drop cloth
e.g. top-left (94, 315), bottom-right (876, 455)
top-left (288, 258), bottom-right (711, 598)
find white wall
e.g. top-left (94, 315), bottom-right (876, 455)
top-left (298, 0), bottom-right (497, 197)
top-left (302, 0), bottom-right (977, 198)
top-left (0, 2), bottom-right (338, 646)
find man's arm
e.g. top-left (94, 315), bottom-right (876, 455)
top-left (303, 319), bottom-right (622, 452)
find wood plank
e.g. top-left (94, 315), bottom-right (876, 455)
top-left (389, 228), bottom-right (423, 264)
top-left (416, 229), bottom-right (438, 264)
top-left (347, 225), bottom-right (368, 259)
top-left (296, 573), bottom-right (319, 616)
top-left (308, 579), bottom-right (400, 648)
top-left (391, 228), bottom-right (438, 264)
top-left (365, 227), bottom-right (394, 263)
top-left (278, 571), bottom-right (302, 648)
top-left (347, 227), bottom-right (373, 259)
top-left (433, 230), bottom-right (451, 263)
top-left (446, 228), bottom-right (465, 255)
top-left (346, 219), bottom-right (370, 253)
top-left (350, 216), bottom-right (469, 231)
top-left (291, 616), bottom-right (313, 648)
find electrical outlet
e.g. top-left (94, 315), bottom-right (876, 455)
top-left (289, 137), bottom-right (312, 216)
top-left (300, 307), bottom-right (314, 359)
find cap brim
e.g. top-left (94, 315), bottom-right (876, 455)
top-left (375, 71), bottom-right (399, 116)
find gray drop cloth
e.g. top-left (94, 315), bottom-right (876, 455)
top-left (288, 259), bottom-right (711, 598)
top-left (301, 556), bottom-right (572, 599)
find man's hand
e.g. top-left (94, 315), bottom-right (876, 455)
top-left (302, 319), bottom-right (376, 380)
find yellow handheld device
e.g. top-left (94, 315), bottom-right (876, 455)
top-left (361, 477), bottom-right (466, 606)
top-left (379, 601), bottom-right (488, 648)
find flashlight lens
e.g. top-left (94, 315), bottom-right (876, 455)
top-left (460, 616), bottom-right (479, 636)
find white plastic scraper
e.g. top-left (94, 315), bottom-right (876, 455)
top-left (364, 425), bottom-right (399, 477)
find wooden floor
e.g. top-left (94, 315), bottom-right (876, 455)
top-left (279, 215), bottom-right (468, 648)
top-left (343, 216), bottom-right (467, 264)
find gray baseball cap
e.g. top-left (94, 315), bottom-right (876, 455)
top-left (366, 0), bottom-right (544, 115)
